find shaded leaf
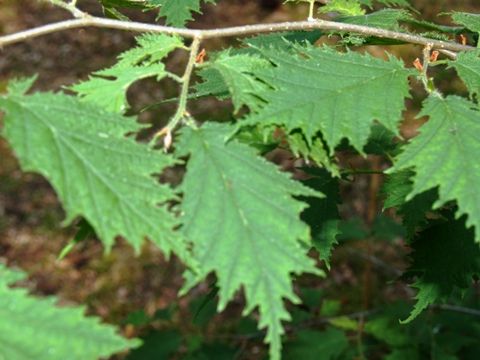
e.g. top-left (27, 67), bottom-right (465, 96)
top-left (299, 167), bottom-right (341, 269)
top-left (389, 96), bottom-right (480, 240)
top-left (401, 211), bottom-right (480, 323)
top-left (175, 122), bottom-right (324, 360)
top-left (382, 169), bottom-right (438, 239)
top-left (126, 331), bottom-right (181, 360)
top-left (283, 327), bottom-right (349, 360)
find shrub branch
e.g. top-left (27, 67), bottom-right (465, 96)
top-left (0, 16), bottom-right (475, 57)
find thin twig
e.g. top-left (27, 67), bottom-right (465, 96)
top-left (0, 16), bottom-right (475, 56)
top-left (431, 304), bottom-right (480, 317)
top-left (345, 246), bottom-right (403, 277)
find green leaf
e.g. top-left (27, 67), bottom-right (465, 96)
top-left (69, 33), bottom-right (184, 113)
top-left (318, 0), bottom-right (365, 16)
top-left (117, 33), bottom-right (186, 67)
top-left (299, 167), bottom-right (341, 269)
top-left (206, 52), bottom-right (272, 113)
top-left (242, 30), bottom-right (324, 50)
top-left (283, 327), bottom-right (349, 360)
top-left (148, 0), bottom-right (216, 27)
top-left (0, 79), bottom-right (191, 261)
top-left (241, 44), bottom-right (413, 155)
top-left (69, 64), bottom-right (167, 113)
top-left (382, 169), bottom-right (438, 239)
top-left (175, 122), bottom-right (324, 360)
top-left (0, 264), bottom-right (139, 359)
top-left (389, 96), bottom-right (480, 241)
top-left (451, 12), bottom-right (480, 33)
top-left (192, 68), bottom-right (230, 100)
top-left (288, 133), bottom-right (340, 177)
top-left (126, 331), bottom-right (181, 360)
top-left (447, 50), bottom-right (480, 99)
top-left (401, 211), bottom-right (480, 323)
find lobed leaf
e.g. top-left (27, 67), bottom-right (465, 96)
top-left (401, 212), bottom-right (480, 323)
top-left (283, 327), bottom-right (349, 359)
top-left (241, 44), bottom-right (413, 155)
top-left (175, 122), bottom-right (324, 360)
top-left (206, 53), bottom-right (272, 113)
top-left (69, 33), bottom-right (184, 113)
top-left (299, 167), bottom-right (341, 269)
top-left (389, 95), bottom-right (480, 240)
top-left (0, 264), bottom-right (139, 359)
top-left (382, 169), bottom-right (438, 239)
top-left (451, 12), bottom-right (480, 32)
top-left (318, 0), bottom-right (365, 16)
top-left (447, 50), bottom-right (480, 99)
top-left (148, 0), bottom-right (216, 27)
top-left (0, 79), bottom-right (191, 261)
top-left (69, 64), bottom-right (167, 113)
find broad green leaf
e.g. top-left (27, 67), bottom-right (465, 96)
top-left (299, 167), bottom-right (341, 269)
top-left (175, 122), bottom-right (324, 360)
top-left (336, 9), bottom-right (411, 31)
top-left (70, 64), bottom-right (167, 113)
top-left (382, 169), bottom-right (438, 239)
top-left (0, 264), bottom-right (139, 359)
top-left (0, 79), bottom-right (191, 261)
top-left (318, 0), bottom-right (365, 16)
top-left (389, 96), bottom-right (480, 240)
top-left (206, 53), bottom-right (272, 113)
top-left (242, 44), bottom-right (413, 155)
top-left (447, 50), bottom-right (480, 99)
top-left (401, 211), bottom-right (480, 323)
top-left (283, 327), bottom-right (349, 360)
top-left (451, 12), bottom-right (480, 33)
top-left (148, 0), bottom-right (216, 27)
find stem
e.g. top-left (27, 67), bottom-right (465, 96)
top-left (0, 17), bottom-right (475, 56)
top-left (151, 37), bottom-right (201, 145)
top-left (171, 37), bottom-right (201, 130)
